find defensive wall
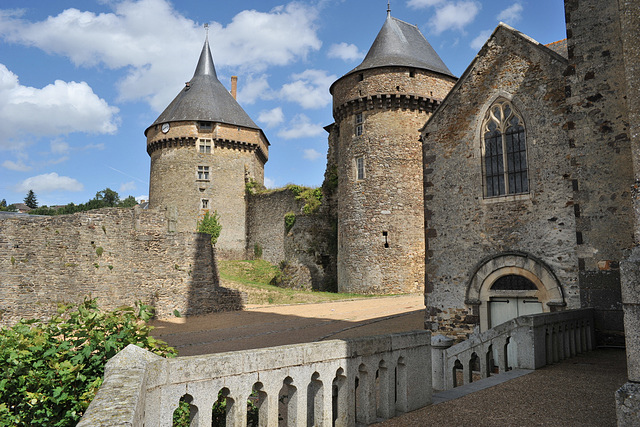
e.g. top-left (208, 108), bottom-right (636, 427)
top-left (0, 207), bottom-right (241, 327)
top-left (247, 189), bottom-right (336, 291)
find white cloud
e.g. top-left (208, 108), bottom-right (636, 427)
top-left (303, 148), bottom-right (322, 161)
top-left (16, 172), bottom-right (84, 193)
top-left (0, 0), bottom-right (323, 112)
top-left (50, 140), bottom-right (70, 155)
top-left (470, 29), bottom-right (493, 50)
top-left (429, 1), bottom-right (481, 34)
top-left (0, 64), bottom-right (119, 149)
top-left (119, 181), bottom-right (136, 193)
top-left (278, 114), bottom-right (324, 140)
top-left (264, 177), bottom-right (276, 189)
top-left (280, 69), bottom-right (335, 109)
top-left (328, 43), bottom-right (364, 61)
top-left (258, 107), bottom-right (285, 128)
top-left (236, 74), bottom-right (272, 105)
top-left (497, 3), bottom-right (524, 24)
top-left (407, 0), bottom-right (445, 8)
top-left (2, 160), bottom-right (31, 172)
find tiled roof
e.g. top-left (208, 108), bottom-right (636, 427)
top-left (346, 16), bottom-right (454, 78)
top-left (147, 38), bottom-right (259, 133)
top-left (545, 39), bottom-right (568, 59)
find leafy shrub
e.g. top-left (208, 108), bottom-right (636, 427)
top-left (284, 212), bottom-right (296, 233)
top-left (0, 299), bottom-right (176, 426)
top-left (285, 184), bottom-right (322, 214)
top-left (197, 211), bottom-right (223, 245)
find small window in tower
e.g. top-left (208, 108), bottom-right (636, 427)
top-left (199, 139), bottom-right (211, 153)
top-left (356, 156), bottom-right (365, 180)
top-left (358, 73), bottom-right (364, 82)
top-left (199, 121), bottom-right (213, 131)
top-left (197, 165), bottom-right (210, 181)
top-left (355, 113), bottom-right (364, 137)
top-left (201, 199), bottom-right (209, 210)
top-left (382, 231), bottom-right (389, 248)
top-left (409, 70), bottom-right (416, 78)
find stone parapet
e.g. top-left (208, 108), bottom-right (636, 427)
top-left (435, 309), bottom-right (595, 391)
top-left (79, 330), bottom-right (432, 427)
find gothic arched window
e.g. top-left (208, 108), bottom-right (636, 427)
top-left (482, 99), bottom-right (528, 197)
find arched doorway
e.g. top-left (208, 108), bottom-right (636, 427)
top-left (466, 253), bottom-right (566, 331)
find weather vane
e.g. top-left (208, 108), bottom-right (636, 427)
top-left (387, 1), bottom-right (391, 17)
top-left (204, 23), bottom-right (209, 38)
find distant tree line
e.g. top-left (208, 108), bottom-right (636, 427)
top-left (0, 188), bottom-right (138, 215)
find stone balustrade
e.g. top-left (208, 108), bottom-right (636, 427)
top-left (431, 308), bottom-right (595, 391)
top-left (78, 330), bottom-right (432, 426)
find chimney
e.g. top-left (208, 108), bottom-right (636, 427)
top-left (231, 76), bottom-right (238, 99)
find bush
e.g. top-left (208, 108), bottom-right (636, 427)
top-left (197, 211), bottom-right (223, 245)
top-left (284, 212), bottom-right (296, 233)
top-left (0, 299), bottom-right (176, 426)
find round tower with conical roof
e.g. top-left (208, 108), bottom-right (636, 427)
top-left (329, 13), bottom-right (456, 294)
top-left (146, 37), bottom-right (269, 259)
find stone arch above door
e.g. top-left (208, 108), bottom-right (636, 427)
top-left (465, 252), bottom-right (566, 331)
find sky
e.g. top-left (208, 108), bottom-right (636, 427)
top-left (0, 0), bottom-right (567, 207)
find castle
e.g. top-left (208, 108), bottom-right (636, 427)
top-left (2, 0), bottom-right (639, 421)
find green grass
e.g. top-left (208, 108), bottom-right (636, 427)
top-left (218, 259), bottom-right (376, 305)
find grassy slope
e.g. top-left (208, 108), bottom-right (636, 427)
top-left (218, 259), bottom-right (375, 305)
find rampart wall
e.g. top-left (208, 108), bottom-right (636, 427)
top-left (0, 207), bottom-right (237, 326)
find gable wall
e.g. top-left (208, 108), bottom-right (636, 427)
top-left (422, 29), bottom-right (575, 339)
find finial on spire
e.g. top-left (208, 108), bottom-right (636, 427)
top-left (204, 23), bottom-right (209, 39)
top-left (387, 0), bottom-right (391, 17)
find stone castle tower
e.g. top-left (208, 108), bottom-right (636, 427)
top-left (328, 12), bottom-right (457, 294)
top-left (146, 37), bottom-right (269, 259)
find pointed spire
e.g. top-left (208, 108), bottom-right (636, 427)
top-left (193, 28), bottom-right (217, 79)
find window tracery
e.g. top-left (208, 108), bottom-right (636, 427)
top-left (482, 99), bottom-right (528, 197)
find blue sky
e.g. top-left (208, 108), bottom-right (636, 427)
top-left (0, 0), bottom-right (566, 206)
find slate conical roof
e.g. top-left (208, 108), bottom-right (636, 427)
top-left (147, 37), bottom-right (259, 133)
top-left (346, 15), bottom-right (454, 78)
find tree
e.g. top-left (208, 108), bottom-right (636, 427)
top-left (24, 190), bottom-right (38, 209)
top-left (119, 195), bottom-right (137, 208)
top-left (94, 188), bottom-right (120, 207)
top-left (197, 211), bottom-right (222, 245)
top-left (0, 199), bottom-right (6, 208)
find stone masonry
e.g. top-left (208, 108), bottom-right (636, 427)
top-left (330, 66), bottom-right (455, 295)
top-left (421, 25), bottom-right (575, 339)
top-left (0, 207), bottom-right (236, 326)
top-left (147, 121), bottom-right (267, 260)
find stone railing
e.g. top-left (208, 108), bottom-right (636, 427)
top-left (78, 331), bottom-right (431, 426)
top-left (431, 309), bottom-right (595, 391)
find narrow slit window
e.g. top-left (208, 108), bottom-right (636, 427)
top-left (201, 199), bottom-right (209, 209)
top-left (355, 113), bottom-right (364, 137)
top-left (356, 157), bottom-right (365, 180)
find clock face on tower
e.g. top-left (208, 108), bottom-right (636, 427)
top-left (161, 123), bottom-right (170, 134)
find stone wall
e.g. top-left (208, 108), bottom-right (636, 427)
top-left (247, 189), bottom-right (336, 291)
top-left (246, 189), bottom-right (303, 264)
top-left (564, 0), bottom-right (635, 345)
top-left (0, 207), bottom-right (236, 326)
top-left (331, 66), bottom-right (456, 295)
top-left (421, 25), bottom-right (576, 339)
top-left (147, 121), bottom-right (267, 260)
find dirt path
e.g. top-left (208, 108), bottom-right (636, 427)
top-left (150, 294), bottom-right (424, 356)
